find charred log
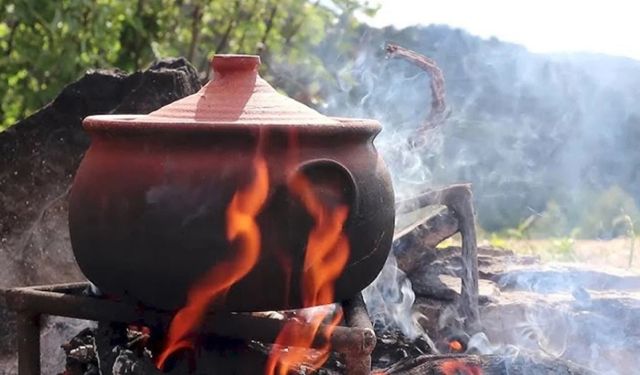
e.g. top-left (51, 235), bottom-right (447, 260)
top-left (394, 184), bottom-right (480, 332)
top-left (393, 207), bottom-right (459, 273)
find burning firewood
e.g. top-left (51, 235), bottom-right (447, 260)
top-left (394, 184), bottom-right (481, 333)
top-left (383, 43), bottom-right (480, 340)
top-left (384, 43), bottom-right (480, 324)
top-left (393, 207), bottom-right (459, 272)
top-left (58, 328), bottom-right (99, 375)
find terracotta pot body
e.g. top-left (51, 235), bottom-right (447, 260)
top-left (69, 55), bottom-right (394, 312)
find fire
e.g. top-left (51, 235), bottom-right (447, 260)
top-left (156, 156), bottom-right (269, 369)
top-left (449, 339), bottom-right (464, 353)
top-left (440, 360), bottom-right (483, 375)
top-left (264, 172), bottom-right (351, 374)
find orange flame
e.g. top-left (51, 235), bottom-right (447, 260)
top-left (156, 156), bottom-right (269, 369)
top-left (449, 339), bottom-right (464, 353)
top-left (440, 360), bottom-right (483, 375)
top-left (264, 172), bottom-right (351, 375)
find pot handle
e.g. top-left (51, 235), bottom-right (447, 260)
top-left (289, 159), bottom-right (359, 214)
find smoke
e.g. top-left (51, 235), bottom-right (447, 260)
top-left (322, 42), bottom-right (444, 199)
top-left (482, 262), bottom-right (640, 374)
top-left (295, 24), bottom-right (640, 374)
top-left (304, 39), bottom-right (449, 347)
top-left (3, 21), bottom-right (639, 373)
top-left (267, 29), bottom-right (450, 349)
top-left (361, 253), bottom-right (423, 338)
top-left (320, 26), bottom-right (640, 235)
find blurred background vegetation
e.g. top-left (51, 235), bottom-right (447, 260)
top-left (0, 0), bottom-right (378, 125)
top-left (2, 0), bottom-right (640, 252)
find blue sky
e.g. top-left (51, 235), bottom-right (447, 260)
top-left (362, 0), bottom-right (640, 60)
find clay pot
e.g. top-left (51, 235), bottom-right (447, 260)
top-left (69, 55), bottom-right (394, 312)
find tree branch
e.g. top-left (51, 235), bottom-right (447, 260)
top-left (236, 0), bottom-right (260, 52)
top-left (385, 43), bottom-right (447, 133)
top-left (215, 1), bottom-right (240, 54)
top-left (260, 5), bottom-right (278, 46)
top-left (187, 3), bottom-right (203, 62)
top-left (5, 20), bottom-right (19, 57)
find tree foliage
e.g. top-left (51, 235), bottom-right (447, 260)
top-left (579, 186), bottom-right (640, 238)
top-left (0, 0), bottom-right (378, 128)
top-left (5, 2), bottom-right (640, 237)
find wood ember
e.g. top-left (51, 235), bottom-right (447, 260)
top-left (249, 340), bottom-right (344, 375)
top-left (62, 323), bottom-right (153, 375)
top-left (64, 324), bottom-right (434, 374)
top-left (370, 328), bottom-right (434, 370)
top-left (94, 322), bottom-right (155, 375)
top-left (57, 328), bottom-right (99, 375)
top-left (76, 325), bottom-right (337, 374)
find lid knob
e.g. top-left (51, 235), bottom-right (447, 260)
top-left (211, 54), bottom-right (261, 75)
top-left (144, 53), bottom-right (340, 126)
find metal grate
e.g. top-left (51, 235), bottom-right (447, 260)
top-left (3, 282), bottom-right (375, 374)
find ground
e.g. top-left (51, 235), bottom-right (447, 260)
top-left (482, 237), bottom-right (639, 271)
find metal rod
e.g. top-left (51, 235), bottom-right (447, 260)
top-left (4, 283), bottom-right (377, 374)
top-left (5, 285), bottom-right (372, 353)
top-left (21, 282), bottom-right (88, 293)
top-left (5, 286), bottom-right (165, 325)
top-left (202, 311), bottom-right (373, 354)
top-left (345, 352), bottom-right (372, 375)
top-left (342, 293), bottom-right (375, 351)
top-left (341, 293), bottom-right (375, 375)
top-left (343, 294), bottom-right (372, 329)
top-left (17, 312), bottom-right (40, 375)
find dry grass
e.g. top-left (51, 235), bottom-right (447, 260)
top-left (478, 237), bottom-right (640, 272)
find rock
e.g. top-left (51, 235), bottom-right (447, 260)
top-left (407, 246), bottom-right (640, 374)
top-left (0, 58), bottom-right (201, 358)
top-left (405, 246), bottom-right (519, 301)
top-left (0, 57), bottom-right (200, 287)
top-left (493, 264), bottom-right (640, 293)
top-left (383, 353), bottom-right (595, 375)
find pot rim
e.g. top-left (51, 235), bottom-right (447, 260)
top-left (82, 114), bottom-right (381, 133)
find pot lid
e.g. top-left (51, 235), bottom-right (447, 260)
top-left (143, 54), bottom-right (339, 126)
